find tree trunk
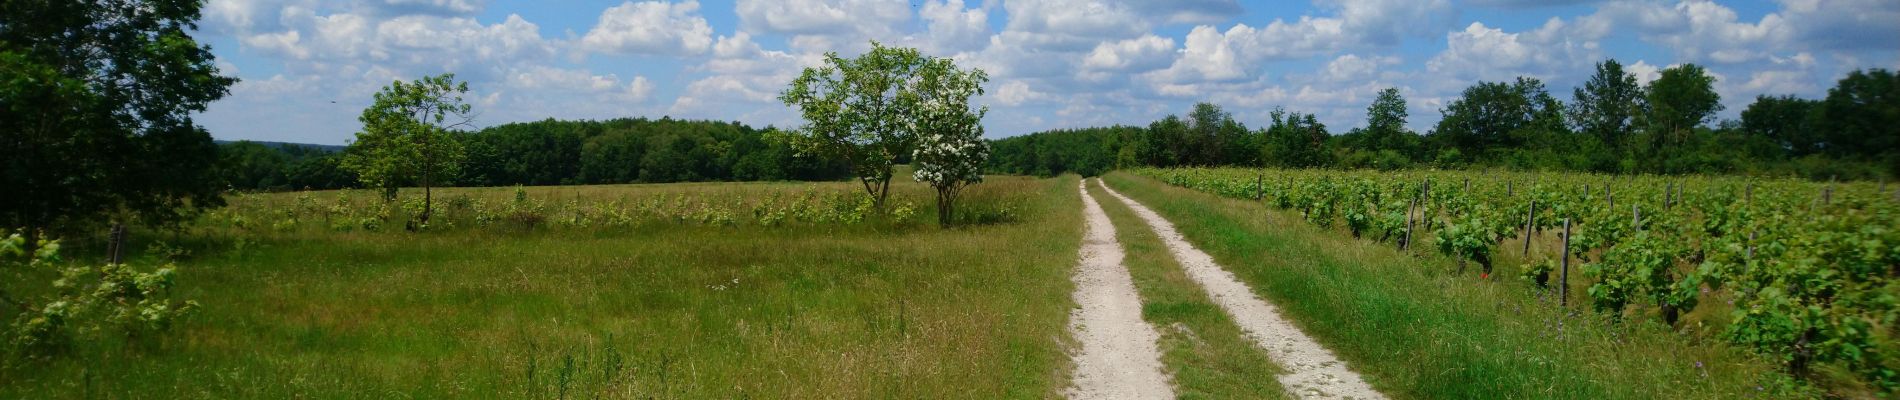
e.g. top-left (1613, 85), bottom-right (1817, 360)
top-left (937, 189), bottom-right (953, 226)
top-left (21, 227), bottom-right (41, 258)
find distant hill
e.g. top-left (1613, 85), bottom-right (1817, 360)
top-left (215, 140), bottom-right (345, 153)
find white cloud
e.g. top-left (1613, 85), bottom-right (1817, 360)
top-left (992, 80), bottom-right (1051, 106)
top-left (370, 0), bottom-right (487, 16)
top-left (735, 0), bottom-right (911, 53)
top-left (193, 0), bottom-right (1900, 144)
top-left (579, 1), bottom-right (714, 56)
top-left (1082, 35), bottom-right (1175, 71)
top-left (917, 0), bottom-right (991, 53)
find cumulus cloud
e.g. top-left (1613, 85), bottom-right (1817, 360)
top-left (579, 1), bottom-right (714, 56)
top-left (1082, 35), bottom-right (1176, 72)
top-left (193, 0), bottom-right (1900, 143)
top-left (917, 0), bottom-right (991, 53)
top-left (735, 0), bottom-right (910, 53)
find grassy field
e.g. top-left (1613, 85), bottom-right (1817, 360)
top-left (1101, 172), bottom-right (1810, 399)
top-left (2, 176), bottom-right (1084, 398)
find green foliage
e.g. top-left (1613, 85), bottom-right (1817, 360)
top-left (1138, 166), bottom-right (1900, 393)
top-left (1742, 95), bottom-right (1823, 156)
top-left (1, 0), bottom-right (236, 240)
top-left (2, 232), bottom-right (198, 359)
top-left (780, 42), bottom-right (934, 209)
top-left (987, 126), bottom-right (1132, 176)
top-left (1430, 77), bottom-right (1566, 164)
top-left (1640, 63), bottom-right (1723, 167)
top-left (1813, 69), bottom-right (1900, 175)
top-left (1262, 108), bottom-right (1330, 168)
top-left (341, 73), bottom-right (472, 209)
top-left (907, 56), bottom-right (991, 226)
top-left (1569, 59), bottom-right (1645, 152)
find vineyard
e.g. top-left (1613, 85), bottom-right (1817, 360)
top-left (1135, 167), bottom-right (1900, 393)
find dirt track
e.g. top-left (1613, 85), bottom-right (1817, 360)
top-left (1065, 179), bottom-right (1175, 399)
top-left (1097, 179), bottom-right (1385, 400)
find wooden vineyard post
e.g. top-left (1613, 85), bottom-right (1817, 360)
top-left (1665, 182), bottom-right (1674, 210)
top-left (1255, 173), bottom-right (1264, 201)
top-left (107, 221), bottom-right (126, 265)
top-left (1746, 230), bottom-right (1757, 261)
top-left (1560, 218), bottom-right (1572, 307)
top-left (1463, 178), bottom-right (1470, 192)
top-left (1507, 180), bottom-right (1514, 197)
top-left (1606, 183), bottom-right (1614, 207)
top-left (1523, 199), bottom-right (1536, 257)
top-left (1746, 183), bottom-right (1753, 206)
top-left (1632, 204), bottom-right (1641, 231)
top-left (1402, 198), bottom-right (1416, 251)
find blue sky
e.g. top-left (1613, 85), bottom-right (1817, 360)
top-left (193, 0), bottom-right (1899, 145)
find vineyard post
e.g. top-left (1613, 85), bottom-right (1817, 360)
top-left (1746, 230), bottom-right (1756, 261)
top-left (1255, 173), bottom-right (1263, 201)
top-left (1745, 183), bottom-right (1753, 206)
top-left (1403, 198), bottom-right (1416, 251)
top-left (1507, 180), bottom-right (1514, 197)
top-left (1463, 178), bottom-right (1469, 192)
top-left (1632, 204), bottom-right (1641, 231)
top-left (1822, 185), bottom-right (1832, 206)
top-left (107, 221), bottom-right (126, 265)
top-left (1606, 183), bottom-right (1614, 207)
top-left (1665, 182), bottom-right (1674, 210)
top-left (1561, 218), bottom-right (1571, 307)
top-left (1523, 200), bottom-right (1536, 257)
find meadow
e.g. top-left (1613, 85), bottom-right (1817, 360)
top-left (4, 169), bottom-right (1872, 399)
top-left (1, 176), bottom-right (1083, 398)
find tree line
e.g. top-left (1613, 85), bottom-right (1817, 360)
top-left (216, 117), bottom-right (853, 192)
top-left (992, 63), bottom-right (1899, 180)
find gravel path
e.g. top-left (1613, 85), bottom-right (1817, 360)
top-left (1065, 179), bottom-right (1175, 400)
top-left (1097, 179), bottom-right (1386, 400)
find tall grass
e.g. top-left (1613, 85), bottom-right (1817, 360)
top-left (1, 176), bottom-right (1083, 398)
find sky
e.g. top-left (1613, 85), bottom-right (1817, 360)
top-left (193, 0), bottom-right (1900, 145)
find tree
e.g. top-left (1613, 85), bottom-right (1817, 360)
top-left (1262, 108), bottom-right (1330, 168)
top-left (908, 56), bottom-right (990, 226)
top-left (1433, 78), bottom-right (1561, 163)
top-left (1643, 64), bottom-right (1722, 152)
top-left (1812, 69), bottom-right (1899, 172)
top-left (1, 0), bottom-right (236, 252)
top-left (779, 42), bottom-right (930, 210)
top-left (340, 73), bottom-right (472, 225)
top-left (1364, 87), bottom-right (1418, 155)
top-left (1570, 59), bottom-right (1644, 151)
top-left (1740, 95), bottom-right (1821, 156)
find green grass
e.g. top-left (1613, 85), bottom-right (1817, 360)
top-left (1086, 180), bottom-right (1289, 399)
top-left (1, 176), bottom-right (1083, 398)
top-left (1101, 172), bottom-right (1810, 399)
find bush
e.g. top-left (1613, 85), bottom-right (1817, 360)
top-left (3, 232), bottom-right (198, 359)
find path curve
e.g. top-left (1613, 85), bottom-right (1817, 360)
top-left (1097, 179), bottom-right (1386, 400)
top-left (1065, 179), bottom-right (1175, 400)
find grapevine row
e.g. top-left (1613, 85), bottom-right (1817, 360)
top-left (1132, 167), bottom-right (1900, 391)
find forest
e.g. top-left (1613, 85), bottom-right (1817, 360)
top-left (991, 64), bottom-right (1899, 181)
top-left (216, 117), bottom-right (850, 191)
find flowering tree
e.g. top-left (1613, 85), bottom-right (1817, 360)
top-left (909, 57), bottom-right (990, 226)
